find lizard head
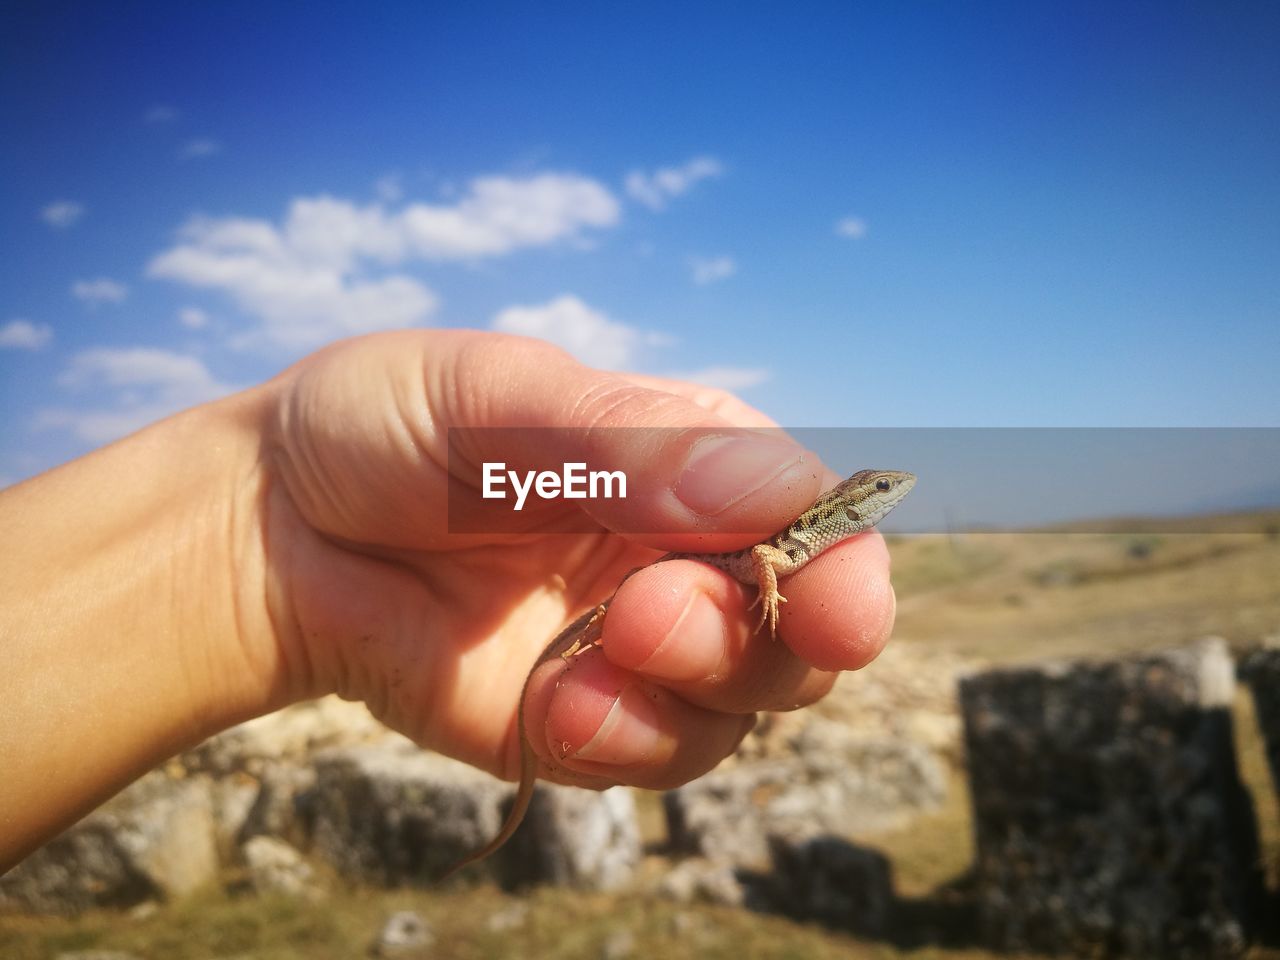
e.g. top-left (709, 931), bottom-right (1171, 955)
top-left (835, 469), bottom-right (917, 526)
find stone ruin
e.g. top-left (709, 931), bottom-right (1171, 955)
top-left (1241, 645), bottom-right (1280, 801)
top-left (960, 638), bottom-right (1266, 958)
top-left (6, 635), bottom-right (1279, 959)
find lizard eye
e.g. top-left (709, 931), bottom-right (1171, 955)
top-left (875, 478), bottom-right (892, 492)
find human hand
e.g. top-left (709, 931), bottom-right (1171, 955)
top-left (260, 330), bottom-right (898, 788)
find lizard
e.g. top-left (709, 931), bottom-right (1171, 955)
top-left (439, 468), bottom-right (917, 881)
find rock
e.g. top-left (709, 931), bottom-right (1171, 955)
top-left (790, 719), bottom-right (948, 832)
top-left (209, 772), bottom-right (261, 860)
top-left (126, 901), bottom-right (158, 921)
top-left (744, 641), bottom-right (970, 762)
top-left (107, 775), bottom-right (220, 902)
top-left (182, 695), bottom-right (385, 777)
top-left (241, 762), bottom-right (316, 845)
top-left (1, 824), bottom-right (148, 915)
top-left (960, 638), bottom-right (1264, 958)
top-left (485, 901), bottom-right (529, 932)
top-left (242, 836), bottom-right (321, 899)
top-left (664, 719), bottom-right (946, 870)
top-left (656, 858), bottom-right (745, 907)
top-left (372, 909), bottom-right (434, 957)
top-left (305, 735), bottom-right (511, 885)
top-left (765, 833), bottom-right (894, 936)
top-left (668, 910), bottom-right (705, 936)
top-left (191, 697), bottom-right (363, 851)
top-left (664, 760), bottom-right (790, 867)
top-left (600, 929), bottom-right (636, 960)
top-left (1239, 645), bottom-right (1280, 801)
top-left (500, 785), bottom-right (641, 890)
top-left (1, 772), bottom-right (219, 914)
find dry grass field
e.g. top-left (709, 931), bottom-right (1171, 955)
top-left (4, 520), bottom-right (1279, 959)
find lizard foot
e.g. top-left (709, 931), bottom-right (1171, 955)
top-left (561, 604), bottom-right (609, 659)
top-left (748, 591), bottom-right (787, 639)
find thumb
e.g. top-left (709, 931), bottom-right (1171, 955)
top-left (440, 333), bottom-right (825, 552)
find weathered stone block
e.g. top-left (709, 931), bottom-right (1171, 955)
top-left (656, 858), bottom-right (747, 907)
top-left (242, 836), bottom-right (322, 899)
top-left (301, 735), bottom-right (642, 890)
top-left (766, 833), bottom-right (894, 937)
top-left (665, 760), bottom-right (790, 867)
top-left (500, 784), bottom-right (640, 890)
top-left (239, 762), bottom-right (315, 847)
top-left (182, 695), bottom-right (384, 777)
top-left (0, 773), bottom-right (219, 914)
top-left (960, 638), bottom-right (1263, 958)
top-left (305, 735), bottom-right (510, 885)
top-left (664, 719), bottom-right (946, 870)
top-left (1239, 645), bottom-right (1280, 801)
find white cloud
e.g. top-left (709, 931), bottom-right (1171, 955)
top-left (664, 366), bottom-right (772, 391)
top-left (56, 347), bottom-right (223, 392)
top-left (181, 138), bottom-right (222, 158)
top-left (149, 207), bottom-right (433, 350)
top-left (492, 295), bottom-right (670, 370)
top-left (489, 294), bottom-right (760, 384)
top-left (0, 319), bottom-right (53, 350)
top-left (625, 156), bottom-right (723, 210)
top-left (37, 347), bottom-right (239, 444)
top-left (41, 200), bottom-right (85, 228)
top-left (148, 173), bottom-right (620, 350)
top-left (400, 173), bottom-right (619, 258)
top-left (282, 197), bottom-right (408, 270)
top-left (151, 233), bottom-right (434, 351)
top-left (177, 306), bottom-right (209, 329)
top-left (72, 277), bottom-right (129, 305)
top-left (690, 255), bottom-right (736, 285)
top-left (835, 216), bottom-right (867, 239)
top-left (374, 173), bottom-right (404, 203)
top-left (144, 105), bottom-right (179, 123)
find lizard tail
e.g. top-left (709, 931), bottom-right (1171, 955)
top-left (436, 741), bottom-right (538, 883)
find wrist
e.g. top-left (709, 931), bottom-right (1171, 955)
top-left (0, 383), bottom-right (288, 866)
top-left (173, 382), bottom-right (305, 728)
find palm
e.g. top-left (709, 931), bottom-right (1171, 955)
top-left (265, 391), bottom-right (653, 778)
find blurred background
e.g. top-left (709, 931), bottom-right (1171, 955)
top-left (3, 4), bottom-right (1279, 958)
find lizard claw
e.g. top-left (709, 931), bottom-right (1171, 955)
top-left (753, 591), bottom-right (787, 638)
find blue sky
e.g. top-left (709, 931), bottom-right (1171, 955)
top-left (2, 2), bottom-right (1279, 487)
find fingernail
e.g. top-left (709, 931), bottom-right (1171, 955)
top-left (570, 683), bottom-right (663, 765)
top-left (637, 591), bottom-right (728, 681)
top-left (675, 435), bottom-right (808, 516)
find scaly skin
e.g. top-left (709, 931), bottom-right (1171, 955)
top-left (439, 468), bottom-right (917, 880)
